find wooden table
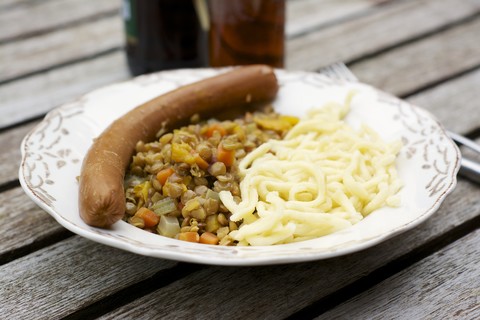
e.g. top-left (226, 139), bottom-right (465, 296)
top-left (1, 0), bottom-right (479, 319)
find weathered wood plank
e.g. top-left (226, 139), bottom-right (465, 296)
top-left (0, 0), bottom-right (29, 9)
top-left (0, 187), bottom-right (63, 258)
top-left (0, 15), bottom-right (123, 82)
top-left (351, 17), bottom-right (480, 96)
top-left (0, 0), bottom-right (392, 43)
top-left (0, 0), bottom-right (383, 82)
top-left (0, 121), bottom-right (36, 184)
top-left (317, 229), bottom-right (480, 320)
top-left (3, 143), bottom-right (478, 318)
top-left (0, 236), bottom-right (178, 319)
top-left (2, 0), bottom-right (476, 129)
top-left (0, 0), bottom-right (120, 42)
top-left (0, 0), bottom-right (389, 42)
top-left (407, 68), bottom-right (480, 134)
top-left (0, 50), bottom-right (129, 128)
top-left (286, 0), bottom-right (391, 37)
top-left (0, 0), bottom-right (380, 83)
top-left (1, 178), bottom-right (478, 319)
top-left (287, 0), bottom-right (480, 70)
top-left (2, 0), bottom-right (475, 84)
top-left (97, 179), bottom-right (480, 319)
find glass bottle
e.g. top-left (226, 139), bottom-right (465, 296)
top-left (122, 0), bottom-right (208, 76)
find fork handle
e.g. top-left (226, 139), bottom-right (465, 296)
top-left (459, 158), bottom-right (480, 184)
top-left (448, 131), bottom-right (480, 154)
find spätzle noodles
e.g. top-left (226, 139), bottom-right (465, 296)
top-left (219, 92), bottom-right (403, 246)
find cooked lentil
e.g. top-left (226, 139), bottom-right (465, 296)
top-left (124, 106), bottom-right (298, 245)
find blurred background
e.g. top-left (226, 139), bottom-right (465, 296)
top-left (1, 0), bottom-right (479, 129)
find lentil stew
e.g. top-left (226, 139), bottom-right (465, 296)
top-left (124, 107), bottom-right (298, 245)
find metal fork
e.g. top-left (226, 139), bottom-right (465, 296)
top-left (320, 62), bottom-right (480, 184)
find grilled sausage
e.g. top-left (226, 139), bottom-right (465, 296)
top-left (78, 65), bottom-right (279, 227)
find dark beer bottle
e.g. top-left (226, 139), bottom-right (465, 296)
top-left (122, 0), bottom-right (208, 76)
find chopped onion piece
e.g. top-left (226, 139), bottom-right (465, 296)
top-left (157, 216), bottom-right (180, 238)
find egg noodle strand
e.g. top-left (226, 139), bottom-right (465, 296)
top-left (219, 93), bottom-right (403, 246)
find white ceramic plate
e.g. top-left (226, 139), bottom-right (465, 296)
top-left (19, 68), bottom-right (461, 266)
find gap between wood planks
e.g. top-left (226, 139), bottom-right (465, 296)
top-left (0, 227), bottom-right (73, 266)
top-left (0, 0), bottom-right (35, 11)
top-left (465, 127), bottom-right (480, 140)
top-left (343, 11), bottom-right (480, 69)
top-left (3, 128), bottom-right (479, 314)
top-left (0, 46), bottom-right (123, 86)
top-left (0, 179), bottom-right (20, 194)
top-left (0, 9), bottom-right (120, 46)
top-left (28, 191), bottom-right (479, 320)
top-left (392, 63), bottom-right (480, 105)
top-left (0, 112), bottom-right (45, 134)
top-left (2, 2), bottom-right (478, 87)
top-left (286, 0), bottom-right (398, 39)
top-left (0, 0), bottom-right (398, 44)
top-left (286, 213), bottom-right (480, 319)
top-left (62, 262), bottom-right (205, 320)
top-left (1, 8), bottom-right (478, 126)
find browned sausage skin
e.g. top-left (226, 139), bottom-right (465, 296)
top-left (79, 65), bottom-right (279, 228)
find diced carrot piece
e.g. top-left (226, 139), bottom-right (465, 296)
top-left (194, 154), bottom-right (210, 170)
top-left (206, 124), bottom-right (227, 138)
top-left (217, 144), bottom-right (235, 167)
top-left (177, 232), bottom-right (200, 243)
top-left (156, 167), bottom-right (174, 186)
top-left (135, 207), bottom-right (160, 228)
top-left (199, 232), bottom-right (219, 245)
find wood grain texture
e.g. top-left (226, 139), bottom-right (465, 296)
top-left (2, 143), bottom-right (477, 319)
top-left (287, 0), bottom-right (480, 70)
top-left (0, 0), bottom-right (384, 42)
top-left (0, 0), bottom-right (120, 42)
top-left (0, 121), bottom-right (36, 184)
top-left (0, 236), bottom-right (177, 319)
top-left (317, 229), bottom-right (480, 320)
top-left (286, 0), bottom-right (390, 37)
top-left (97, 179), bottom-right (480, 319)
top-left (0, 15), bottom-right (123, 82)
top-left (2, 0), bottom-right (477, 129)
top-left (0, 51), bottom-right (129, 128)
top-left (0, 0), bottom-right (383, 126)
top-left (0, 0), bottom-right (30, 9)
top-left (0, 187), bottom-right (63, 258)
top-left (0, 0), bottom-right (386, 83)
top-left (350, 17), bottom-right (480, 96)
top-left (407, 68), bottom-right (480, 134)
top-left (1, 0), bottom-right (476, 84)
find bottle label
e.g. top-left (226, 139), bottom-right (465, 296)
top-left (123, 0), bottom-right (138, 45)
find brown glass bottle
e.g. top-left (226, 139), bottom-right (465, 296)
top-left (208, 0), bottom-right (285, 68)
top-left (123, 0), bottom-right (207, 76)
